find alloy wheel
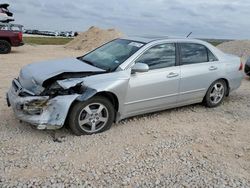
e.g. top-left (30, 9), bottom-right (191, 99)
top-left (209, 82), bottom-right (225, 104)
top-left (78, 103), bottom-right (109, 133)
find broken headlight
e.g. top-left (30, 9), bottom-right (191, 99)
top-left (23, 99), bottom-right (48, 115)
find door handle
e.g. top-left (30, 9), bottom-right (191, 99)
top-left (167, 72), bottom-right (179, 78)
top-left (209, 66), bottom-right (218, 71)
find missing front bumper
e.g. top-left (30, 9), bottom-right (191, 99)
top-left (7, 84), bottom-right (80, 130)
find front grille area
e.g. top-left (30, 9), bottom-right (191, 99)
top-left (12, 79), bottom-right (19, 91)
top-left (12, 79), bottom-right (35, 97)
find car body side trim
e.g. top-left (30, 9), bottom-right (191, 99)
top-left (125, 88), bottom-right (206, 105)
top-left (180, 88), bottom-right (206, 95)
top-left (125, 93), bottom-right (178, 105)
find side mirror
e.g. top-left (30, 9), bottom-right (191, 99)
top-left (131, 63), bottom-right (149, 74)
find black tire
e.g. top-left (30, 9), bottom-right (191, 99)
top-left (68, 96), bottom-right (115, 136)
top-left (203, 79), bottom-right (227, 108)
top-left (0, 40), bottom-right (11, 54)
top-left (245, 63), bottom-right (250, 76)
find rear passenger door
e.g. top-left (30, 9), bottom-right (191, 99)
top-left (178, 43), bottom-right (222, 104)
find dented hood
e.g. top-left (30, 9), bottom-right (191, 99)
top-left (19, 58), bottom-right (105, 92)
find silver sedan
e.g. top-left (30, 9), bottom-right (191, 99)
top-left (7, 38), bottom-right (244, 135)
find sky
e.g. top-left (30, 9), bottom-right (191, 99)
top-left (3, 0), bottom-right (250, 39)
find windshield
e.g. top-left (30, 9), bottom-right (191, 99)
top-left (79, 39), bottom-right (145, 71)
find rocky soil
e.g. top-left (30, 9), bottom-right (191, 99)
top-left (218, 40), bottom-right (250, 61)
top-left (0, 45), bottom-right (249, 187)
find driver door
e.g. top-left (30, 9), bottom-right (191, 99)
top-left (124, 43), bottom-right (180, 116)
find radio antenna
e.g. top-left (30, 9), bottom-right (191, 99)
top-left (186, 32), bottom-right (192, 38)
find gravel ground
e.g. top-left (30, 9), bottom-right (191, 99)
top-left (0, 45), bottom-right (250, 187)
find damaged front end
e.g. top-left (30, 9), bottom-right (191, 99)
top-left (6, 57), bottom-right (108, 130)
top-left (6, 56), bottom-right (130, 130)
top-left (7, 78), bottom-right (83, 129)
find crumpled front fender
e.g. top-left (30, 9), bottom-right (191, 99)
top-left (56, 70), bottom-right (131, 122)
top-left (76, 87), bottom-right (97, 102)
top-left (56, 79), bottom-right (98, 102)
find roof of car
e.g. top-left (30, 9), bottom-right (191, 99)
top-left (123, 37), bottom-right (162, 43)
top-left (121, 36), bottom-right (206, 44)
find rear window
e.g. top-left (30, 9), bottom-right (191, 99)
top-left (208, 50), bottom-right (218, 62)
top-left (180, 43), bottom-right (207, 64)
top-left (180, 43), bottom-right (218, 65)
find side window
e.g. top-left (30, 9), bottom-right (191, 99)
top-left (135, 43), bottom-right (176, 70)
top-left (180, 43), bottom-right (208, 65)
top-left (208, 50), bottom-right (218, 62)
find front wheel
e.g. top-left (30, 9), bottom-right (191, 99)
top-left (203, 80), bottom-right (227, 108)
top-left (68, 96), bottom-right (115, 136)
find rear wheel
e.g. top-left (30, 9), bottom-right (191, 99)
top-left (69, 96), bottom-right (115, 136)
top-left (245, 63), bottom-right (250, 76)
top-left (204, 79), bottom-right (227, 108)
top-left (0, 40), bottom-right (11, 54)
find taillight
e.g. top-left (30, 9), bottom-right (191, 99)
top-left (239, 61), bottom-right (243, 71)
top-left (18, 32), bottom-right (23, 41)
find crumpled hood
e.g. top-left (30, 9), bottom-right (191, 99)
top-left (19, 58), bottom-right (105, 93)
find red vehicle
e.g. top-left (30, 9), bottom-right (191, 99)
top-left (0, 24), bottom-right (24, 54)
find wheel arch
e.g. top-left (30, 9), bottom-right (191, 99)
top-left (219, 78), bottom-right (230, 96)
top-left (202, 78), bottom-right (230, 107)
top-left (66, 89), bottom-right (119, 122)
top-left (94, 91), bottom-right (119, 112)
top-left (0, 37), bottom-right (11, 44)
top-left (205, 78), bottom-right (230, 98)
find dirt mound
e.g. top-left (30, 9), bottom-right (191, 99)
top-left (217, 40), bottom-right (250, 62)
top-left (65, 26), bottom-right (124, 52)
